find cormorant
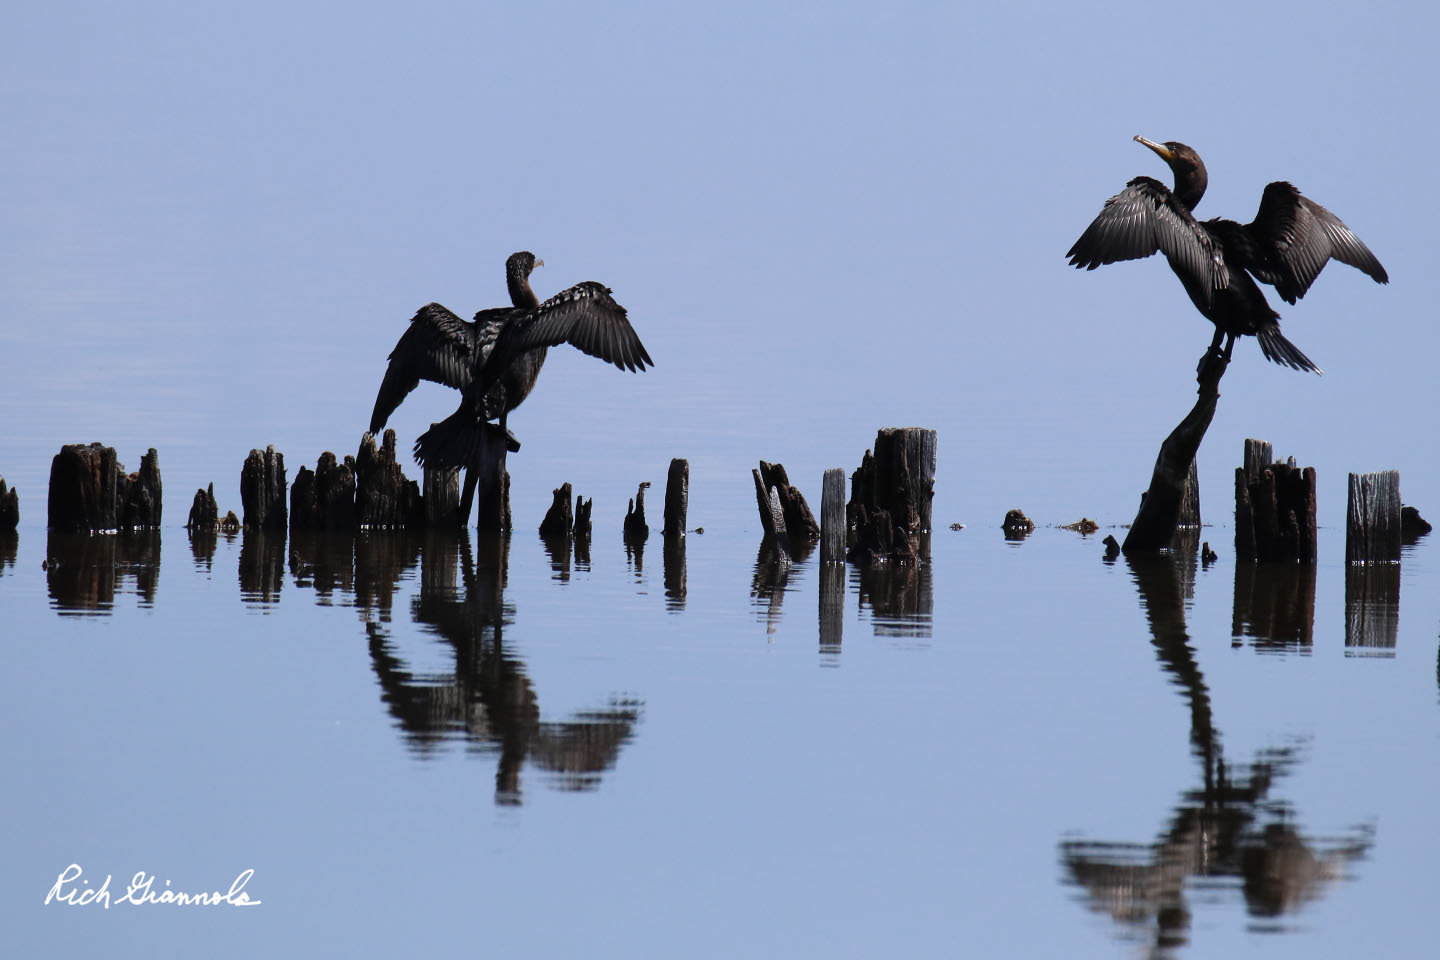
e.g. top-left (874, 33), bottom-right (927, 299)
top-left (1067, 136), bottom-right (1388, 375)
top-left (369, 251), bottom-right (543, 440)
top-left (410, 259), bottom-right (654, 470)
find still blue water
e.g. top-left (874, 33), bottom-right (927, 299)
top-left (2, 501), bottom-right (1435, 958)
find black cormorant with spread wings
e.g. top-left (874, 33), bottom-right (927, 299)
top-left (409, 261), bottom-right (653, 470)
top-left (1067, 136), bottom-right (1387, 375)
top-left (369, 251), bottom-right (544, 440)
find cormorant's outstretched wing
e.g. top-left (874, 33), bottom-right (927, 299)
top-left (1067, 176), bottom-right (1227, 302)
top-left (468, 282), bottom-right (654, 402)
top-left (369, 303), bottom-right (497, 435)
top-left (1245, 181), bottom-right (1389, 305)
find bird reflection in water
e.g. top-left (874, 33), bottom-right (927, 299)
top-left (44, 530), bottom-right (160, 615)
top-left (1062, 549), bottom-right (1372, 953)
top-left (354, 530), bottom-right (641, 805)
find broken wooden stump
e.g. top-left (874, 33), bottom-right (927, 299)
top-left (241, 446), bottom-right (287, 531)
top-left (0, 478), bottom-right (18, 531)
top-left (821, 468), bottom-right (846, 563)
top-left (423, 466), bottom-right (461, 528)
top-left (466, 423), bottom-right (512, 533)
top-left (624, 481), bottom-right (651, 542)
top-left (664, 458), bottom-right (689, 537)
top-left (1179, 459), bottom-right (1201, 528)
top-left (1234, 439), bottom-right (1316, 564)
top-left (354, 430), bottom-right (423, 528)
top-left (753, 468), bottom-right (788, 542)
top-left (540, 482), bottom-right (575, 538)
top-left (1346, 470), bottom-right (1401, 564)
top-left (186, 483), bottom-right (219, 529)
top-left (1002, 508), bottom-right (1034, 540)
top-left (1402, 505), bottom-right (1432, 544)
top-left (846, 427), bottom-right (936, 564)
top-left (575, 494), bottom-right (593, 565)
top-left (1123, 357), bottom-right (1223, 554)
top-left (762, 461), bottom-right (820, 544)
top-left (47, 443), bottom-right (162, 532)
top-left (290, 451), bottom-right (357, 532)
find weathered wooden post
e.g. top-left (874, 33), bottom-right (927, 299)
top-left (423, 467), bottom-right (460, 528)
top-left (575, 494), bottom-right (593, 565)
top-left (1122, 359), bottom-right (1222, 554)
top-left (1346, 471), bottom-right (1401, 564)
top-left (664, 459), bottom-right (689, 537)
top-left (1178, 459), bottom-right (1201, 528)
top-left (752, 468), bottom-right (788, 541)
top-left (539, 482), bottom-right (575, 539)
top-left (0, 478), bottom-right (17, 531)
top-left (846, 427), bottom-right (936, 563)
top-left (241, 446), bottom-right (287, 531)
top-left (820, 468), bottom-right (846, 563)
top-left (290, 452), bottom-right (356, 532)
top-left (48, 443), bottom-right (162, 532)
top-left (355, 430), bottom-right (422, 528)
top-left (624, 481), bottom-right (651, 541)
top-left (1233, 439), bottom-right (1316, 563)
top-left (186, 483), bottom-right (219, 529)
top-left (468, 424), bottom-right (512, 534)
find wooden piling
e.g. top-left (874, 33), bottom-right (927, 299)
top-left (355, 430), bottom-right (422, 528)
top-left (241, 446), bottom-right (287, 531)
top-left (624, 481), bottom-right (651, 541)
top-left (423, 466), bottom-right (460, 528)
top-left (1346, 470), bottom-right (1401, 564)
top-left (469, 424), bottom-right (512, 534)
top-left (186, 483), bottom-right (219, 530)
top-left (1178, 459), bottom-right (1201, 528)
top-left (48, 443), bottom-right (162, 532)
top-left (539, 482), bottom-right (574, 538)
top-left (0, 478), bottom-right (17, 531)
top-left (752, 468), bottom-right (787, 539)
top-left (664, 458), bottom-right (689, 537)
top-left (290, 451), bottom-right (356, 532)
top-left (1233, 439), bottom-right (1316, 563)
top-left (821, 468), bottom-right (845, 563)
top-left (845, 427), bottom-right (936, 563)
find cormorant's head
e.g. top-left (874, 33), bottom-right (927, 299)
top-left (507, 251), bottom-right (543, 279)
top-left (1135, 136), bottom-right (1207, 209)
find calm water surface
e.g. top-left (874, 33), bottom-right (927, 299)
top-left (3, 507), bottom-right (1436, 958)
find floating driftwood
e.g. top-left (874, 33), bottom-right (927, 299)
top-left (846, 427), bottom-right (936, 564)
top-left (1234, 439), bottom-right (1316, 564)
top-left (355, 430), bottom-right (422, 528)
top-left (1401, 506), bottom-right (1431, 544)
top-left (0, 478), bottom-right (17, 531)
top-left (47, 443), bottom-right (162, 532)
top-left (1002, 508), bottom-right (1035, 540)
top-left (241, 446), bottom-right (287, 531)
top-left (186, 483), bottom-right (219, 530)
top-left (1346, 470), bottom-right (1401, 565)
top-left (290, 451), bottom-right (357, 532)
top-left (1060, 518), bottom-right (1099, 534)
top-left (664, 458), bottom-right (689, 537)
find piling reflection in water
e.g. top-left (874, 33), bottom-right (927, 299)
top-left (1345, 564), bottom-right (1400, 656)
top-left (1232, 562), bottom-right (1317, 652)
top-left (238, 527), bottom-right (286, 608)
top-left (45, 530), bottom-right (160, 615)
top-left (356, 531), bottom-right (641, 805)
top-left (751, 536), bottom-right (809, 637)
top-left (1062, 551), bottom-right (1372, 953)
top-left (662, 533), bottom-right (686, 611)
top-left (818, 562), bottom-right (843, 654)
top-left (0, 530), bottom-right (16, 577)
top-left (288, 530), bottom-right (355, 605)
top-left (853, 533), bottom-right (933, 640)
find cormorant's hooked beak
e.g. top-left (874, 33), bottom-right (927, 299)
top-left (533, 258), bottom-right (544, 270)
top-left (1134, 135), bottom-right (1174, 162)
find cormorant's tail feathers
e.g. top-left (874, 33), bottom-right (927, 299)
top-left (413, 408), bottom-right (484, 470)
top-left (1256, 324), bottom-right (1322, 375)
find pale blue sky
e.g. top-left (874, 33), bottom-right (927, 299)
top-left (2, 0), bottom-right (1434, 529)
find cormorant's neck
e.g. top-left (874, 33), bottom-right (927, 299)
top-left (1171, 167), bottom-right (1207, 212)
top-left (507, 272), bottom-right (539, 310)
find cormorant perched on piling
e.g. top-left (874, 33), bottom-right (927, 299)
top-left (410, 260), bottom-right (654, 470)
top-left (370, 251), bottom-right (544, 440)
top-left (1067, 136), bottom-right (1388, 375)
